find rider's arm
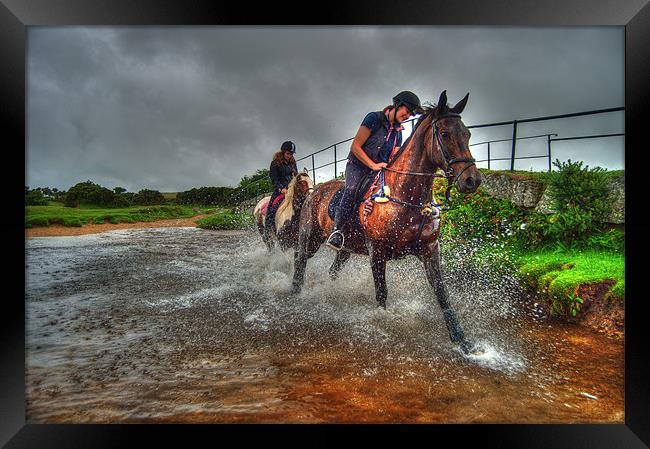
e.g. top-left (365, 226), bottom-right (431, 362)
top-left (350, 126), bottom-right (385, 170)
top-left (270, 163), bottom-right (283, 191)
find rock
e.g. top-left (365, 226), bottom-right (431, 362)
top-left (480, 173), bottom-right (546, 208)
top-left (481, 171), bottom-right (625, 224)
top-left (601, 174), bottom-right (625, 224)
top-left (534, 188), bottom-right (556, 215)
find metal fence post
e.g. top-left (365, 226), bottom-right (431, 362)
top-left (333, 145), bottom-right (337, 179)
top-left (547, 134), bottom-right (552, 172)
top-left (311, 154), bottom-right (316, 182)
top-left (510, 120), bottom-right (518, 171)
top-left (487, 142), bottom-right (491, 170)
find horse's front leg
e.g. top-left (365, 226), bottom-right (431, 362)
top-left (421, 242), bottom-right (472, 354)
top-left (329, 249), bottom-right (351, 280)
top-left (369, 244), bottom-right (388, 309)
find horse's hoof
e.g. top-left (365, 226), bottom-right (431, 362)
top-left (459, 340), bottom-right (473, 355)
top-left (459, 341), bottom-right (484, 356)
top-left (290, 284), bottom-right (301, 295)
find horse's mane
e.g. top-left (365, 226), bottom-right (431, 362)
top-left (276, 172), bottom-right (313, 229)
top-left (396, 103), bottom-right (437, 154)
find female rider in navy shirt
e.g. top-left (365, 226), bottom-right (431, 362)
top-left (326, 91), bottom-right (422, 250)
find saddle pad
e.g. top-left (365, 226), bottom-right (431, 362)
top-left (327, 171), bottom-right (380, 221)
top-left (272, 193), bottom-right (285, 208)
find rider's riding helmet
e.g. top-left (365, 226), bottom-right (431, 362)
top-left (281, 141), bottom-right (296, 154)
top-left (392, 91), bottom-right (422, 115)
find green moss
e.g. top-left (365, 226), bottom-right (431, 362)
top-left (515, 249), bottom-right (624, 316)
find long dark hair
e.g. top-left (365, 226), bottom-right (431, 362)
top-left (272, 150), bottom-right (296, 166)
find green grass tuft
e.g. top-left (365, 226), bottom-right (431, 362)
top-left (196, 210), bottom-right (254, 230)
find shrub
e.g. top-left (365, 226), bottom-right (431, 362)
top-left (25, 187), bottom-right (48, 206)
top-left (26, 216), bottom-right (50, 227)
top-left (65, 181), bottom-right (116, 207)
top-left (516, 160), bottom-right (616, 251)
top-left (62, 217), bottom-right (82, 227)
top-left (547, 159), bottom-right (609, 218)
top-left (133, 189), bottom-right (165, 205)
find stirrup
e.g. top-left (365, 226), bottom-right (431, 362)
top-left (326, 230), bottom-right (345, 251)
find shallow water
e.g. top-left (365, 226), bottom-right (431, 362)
top-left (25, 228), bottom-right (623, 423)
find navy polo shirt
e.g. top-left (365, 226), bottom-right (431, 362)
top-left (360, 111), bottom-right (404, 163)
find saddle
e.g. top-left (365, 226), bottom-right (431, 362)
top-left (327, 170), bottom-right (378, 222)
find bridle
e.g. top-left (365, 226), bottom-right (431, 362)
top-left (364, 112), bottom-right (476, 250)
top-left (380, 112), bottom-right (476, 209)
top-left (431, 113), bottom-right (476, 186)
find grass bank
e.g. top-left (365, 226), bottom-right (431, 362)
top-left (435, 164), bottom-right (624, 326)
top-left (25, 202), bottom-right (216, 228)
top-left (195, 209), bottom-right (254, 230)
top-left (515, 248), bottom-right (624, 317)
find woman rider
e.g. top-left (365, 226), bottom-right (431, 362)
top-left (326, 91), bottom-right (422, 251)
top-left (264, 140), bottom-right (298, 241)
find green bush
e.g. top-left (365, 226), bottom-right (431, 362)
top-left (133, 189), bottom-right (165, 206)
top-left (25, 188), bottom-right (49, 206)
top-left (62, 217), bottom-right (82, 227)
top-left (65, 180), bottom-right (116, 207)
top-left (548, 159), bottom-right (608, 218)
top-left (26, 216), bottom-right (50, 227)
top-left (516, 160), bottom-right (617, 251)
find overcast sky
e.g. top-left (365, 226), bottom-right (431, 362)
top-left (27, 26), bottom-right (624, 192)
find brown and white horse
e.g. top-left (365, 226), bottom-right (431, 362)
top-left (253, 170), bottom-right (314, 251)
top-left (290, 91), bottom-right (481, 354)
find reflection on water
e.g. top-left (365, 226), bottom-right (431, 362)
top-left (26, 228), bottom-right (623, 423)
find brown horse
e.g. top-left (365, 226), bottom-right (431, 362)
top-left (291, 91), bottom-right (481, 354)
top-left (253, 170), bottom-right (314, 252)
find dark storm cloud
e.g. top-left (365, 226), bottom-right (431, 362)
top-left (27, 26), bottom-right (624, 191)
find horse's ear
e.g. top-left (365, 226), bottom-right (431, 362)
top-left (437, 90), bottom-right (449, 115)
top-left (302, 167), bottom-right (308, 174)
top-left (451, 92), bottom-right (469, 114)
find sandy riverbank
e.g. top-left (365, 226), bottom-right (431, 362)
top-left (25, 215), bottom-right (209, 238)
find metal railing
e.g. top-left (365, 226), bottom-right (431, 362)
top-left (232, 106), bottom-right (624, 205)
top-left (295, 106), bottom-right (624, 181)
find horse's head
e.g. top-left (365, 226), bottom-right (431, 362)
top-left (296, 168), bottom-right (314, 197)
top-left (426, 90), bottom-right (481, 193)
top-left (284, 169), bottom-right (314, 208)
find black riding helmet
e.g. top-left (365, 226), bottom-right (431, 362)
top-left (281, 141), bottom-right (296, 154)
top-left (393, 91), bottom-right (423, 115)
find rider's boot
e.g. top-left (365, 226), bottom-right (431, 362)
top-left (327, 190), bottom-right (353, 251)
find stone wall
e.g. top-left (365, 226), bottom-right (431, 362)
top-left (479, 172), bottom-right (625, 224)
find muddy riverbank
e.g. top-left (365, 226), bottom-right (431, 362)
top-left (25, 215), bottom-right (209, 238)
top-left (25, 228), bottom-right (623, 423)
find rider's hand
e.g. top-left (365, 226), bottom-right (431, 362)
top-left (373, 162), bottom-right (388, 171)
top-left (281, 188), bottom-right (288, 194)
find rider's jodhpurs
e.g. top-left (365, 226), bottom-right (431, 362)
top-left (265, 189), bottom-right (283, 232)
top-left (334, 161), bottom-right (370, 230)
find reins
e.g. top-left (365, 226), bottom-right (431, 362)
top-left (365, 112), bottom-right (476, 248)
top-left (372, 113), bottom-right (475, 211)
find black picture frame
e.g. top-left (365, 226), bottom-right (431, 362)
top-left (2, 1), bottom-right (649, 447)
